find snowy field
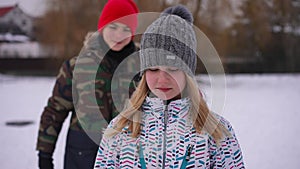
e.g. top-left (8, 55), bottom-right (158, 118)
top-left (0, 73), bottom-right (300, 169)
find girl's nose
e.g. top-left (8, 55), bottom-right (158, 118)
top-left (157, 70), bottom-right (171, 81)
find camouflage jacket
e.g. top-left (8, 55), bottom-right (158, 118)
top-left (36, 32), bottom-right (139, 154)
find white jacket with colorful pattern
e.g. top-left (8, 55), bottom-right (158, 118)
top-left (94, 97), bottom-right (245, 168)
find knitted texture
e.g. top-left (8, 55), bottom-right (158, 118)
top-left (98, 0), bottom-right (139, 35)
top-left (140, 5), bottom-right (197, 76)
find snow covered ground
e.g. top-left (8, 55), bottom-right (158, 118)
top-left (0, 73), bottom-right (300, 169)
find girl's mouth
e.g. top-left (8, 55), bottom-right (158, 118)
top-left (157, 88), bottom-right (171, 92)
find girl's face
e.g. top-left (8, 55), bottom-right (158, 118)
top-left (145, 66), bottom-right (186, 100)
top-left (102, 22), bottom-right (132, 51)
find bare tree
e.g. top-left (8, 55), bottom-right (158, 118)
top-left (136, 0), bottom-right (167, 12)
top-left (271, 0), bottom-right (299, 71)
top-left (35, 0), bottom-right (106, 58)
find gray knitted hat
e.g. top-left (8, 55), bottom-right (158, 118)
top-left (140, 5), bottom-right (197, 76)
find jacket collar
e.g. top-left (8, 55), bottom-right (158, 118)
top-left (143, 96), bottom-right (190, 119)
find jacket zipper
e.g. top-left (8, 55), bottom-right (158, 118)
top-left (180, 144), bottom-right (194, 169)
top-left (162, 101), bottom-right (168, 168)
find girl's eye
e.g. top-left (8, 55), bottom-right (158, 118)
top-left (148, 68), bottom-right (159, 71)
top-left (167, 68), bottom-right (179, 72)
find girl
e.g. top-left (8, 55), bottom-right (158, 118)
top-left (94, 5), bottom-right (244, 169)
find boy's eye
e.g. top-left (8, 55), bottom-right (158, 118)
top-left (108, 25), bottom-right (117, 30)
top-left (123, 27), bottom-right (131, 32)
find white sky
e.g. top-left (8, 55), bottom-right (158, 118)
top-left (0, 0), bottom-right (46, 17)
top-left (1, 73), bottom-right (300, 168)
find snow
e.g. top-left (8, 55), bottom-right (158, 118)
top-left (209, 74), bottom-right (300, 169)
top-left (0, 73), bottom-right (300, 169)
top-left (0, 74), bottom-right (69, 169)
top-left (0, 33), bottom-right (30, 42)
top-left (0, 41), bottom-right (57, 58)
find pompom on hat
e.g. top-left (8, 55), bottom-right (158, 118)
top-left (98, 0), bottom-right (139, 35)
top-left (140, 5), bottom-right (197, 76)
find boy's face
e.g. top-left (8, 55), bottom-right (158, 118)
top-left (145, 66), bottom-right (186, 100)
top-left (102, 22), bottom-right (132, 51)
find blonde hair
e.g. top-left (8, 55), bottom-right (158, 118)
top-left (104, 74), bottom-right (229, 143)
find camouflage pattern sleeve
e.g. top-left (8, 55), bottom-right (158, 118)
top-left (72, 50), bottom-right (111, 144)
top-left (36, 58), bottom-right (75, 154)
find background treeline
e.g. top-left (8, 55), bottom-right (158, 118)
top-left (35, 0), bottom-right (300, 73)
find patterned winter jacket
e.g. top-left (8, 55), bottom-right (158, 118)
top-left (94, 97), bottom-right (245, 169)
top-left (36, 32), bottom-right (139, 154)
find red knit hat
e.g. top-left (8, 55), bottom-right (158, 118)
top-left (98, 0), bottom-right (139, 35)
